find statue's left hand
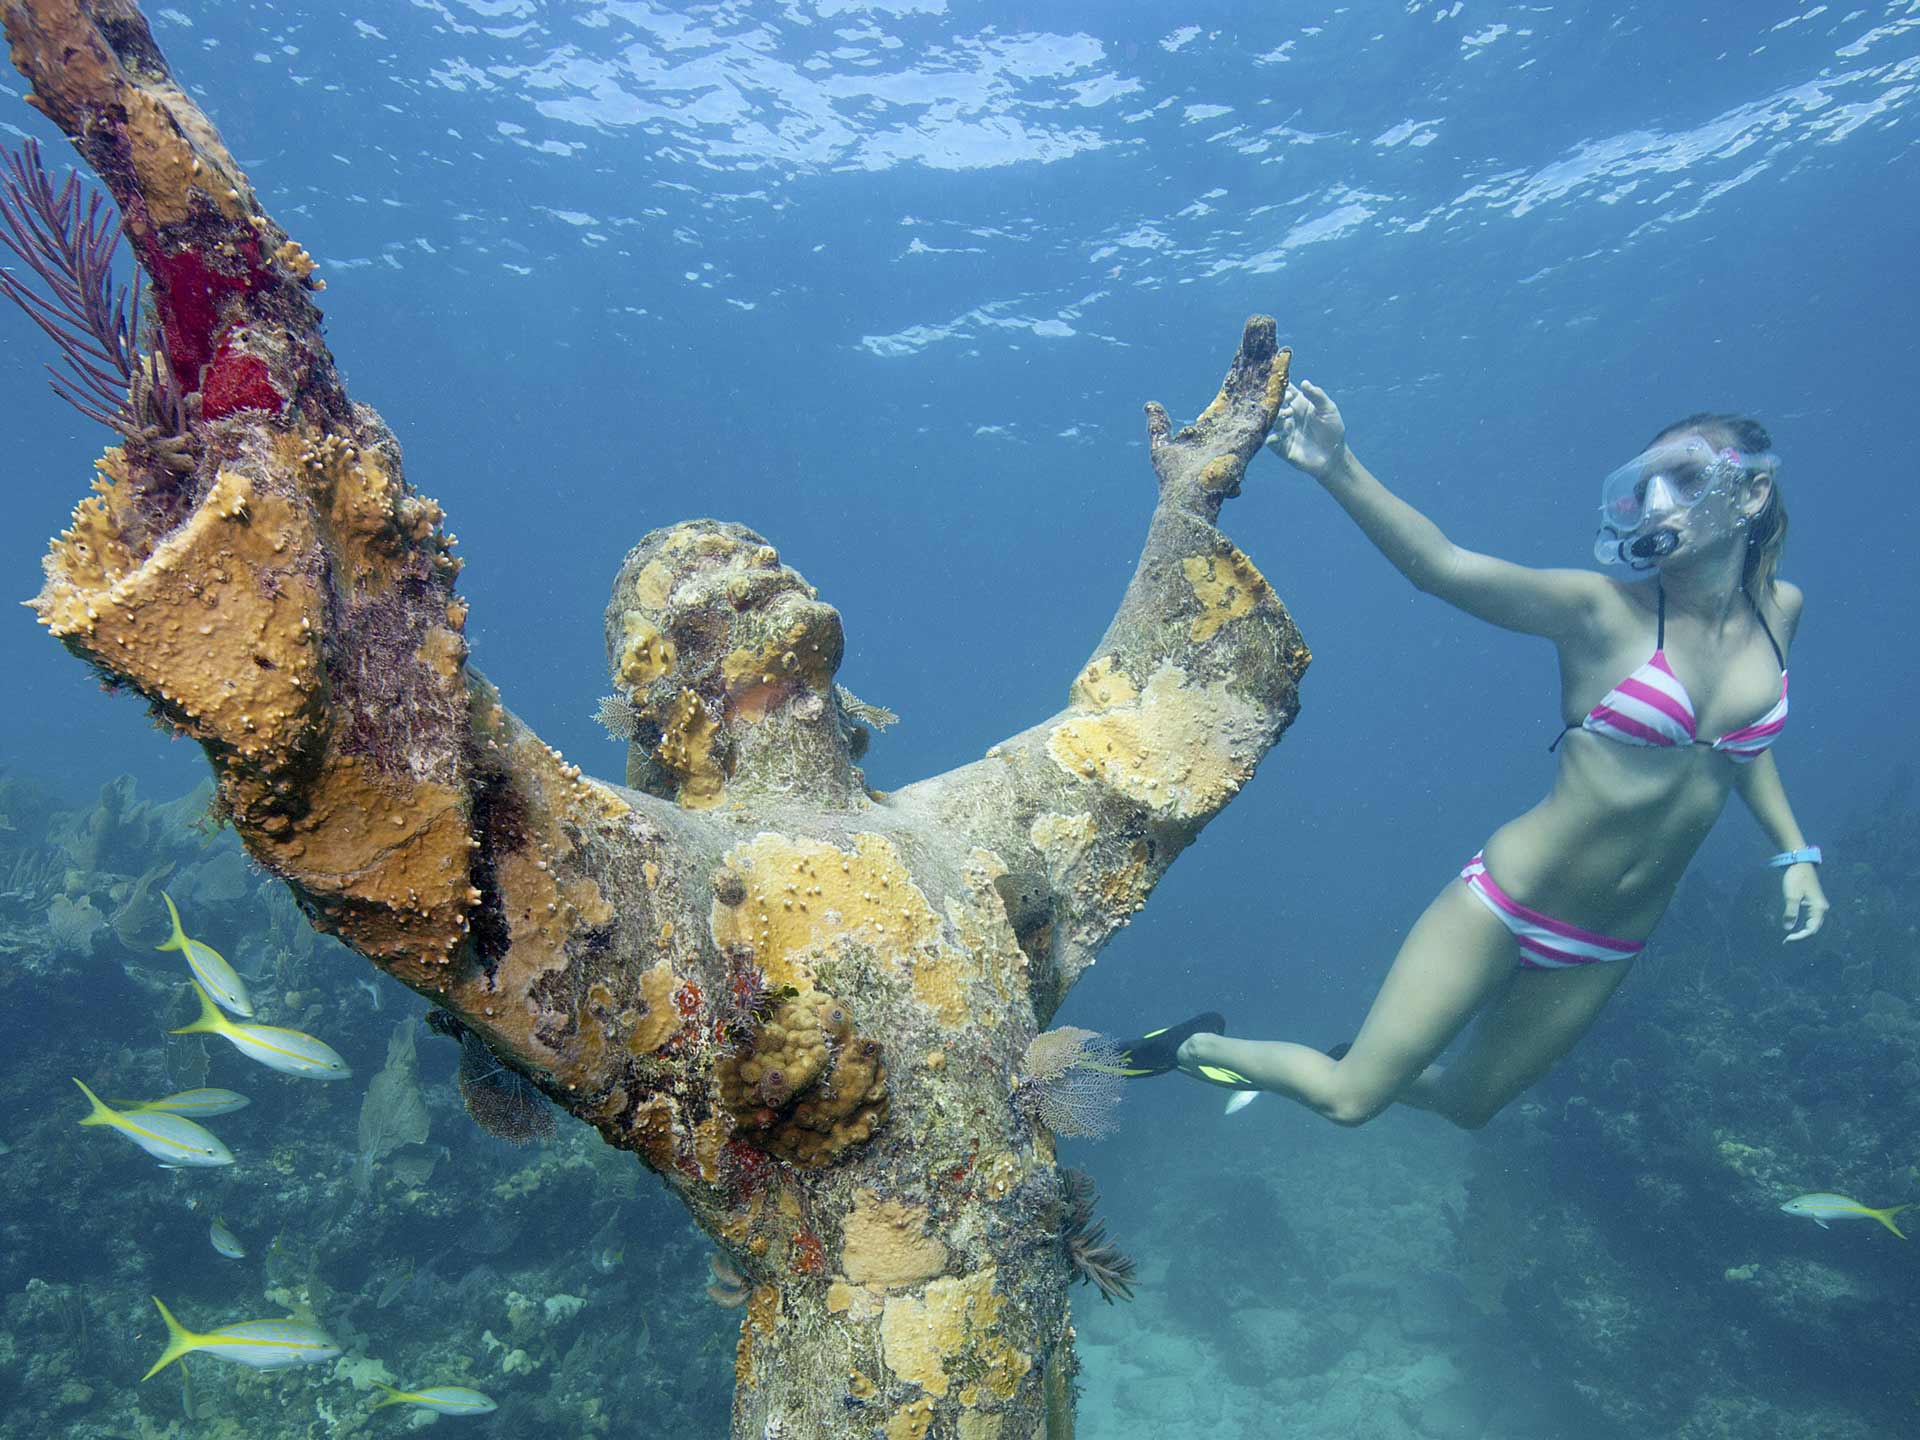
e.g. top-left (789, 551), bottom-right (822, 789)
top-left (1143, 315), bottom-right (1291, 509)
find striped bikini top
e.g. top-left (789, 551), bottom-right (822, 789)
top-left (1554, 584), bottom-right (1788, 764)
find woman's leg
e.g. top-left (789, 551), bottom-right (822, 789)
top-left (1175, 879), bottom-right (1520, 1126)
top-left (1402, 956), bottom-right (1635, 1129)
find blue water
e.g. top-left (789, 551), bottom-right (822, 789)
top-left (3, 3), bottom-right (1919, 1436)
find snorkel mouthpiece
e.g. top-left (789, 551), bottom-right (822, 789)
top-left (1593, 528), bottom-right (1676, 571)
top-left (1594, 521), bottom-right (1680, 573)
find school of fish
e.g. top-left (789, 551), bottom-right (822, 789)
top-left (66, 895), bottom-right (495, 1416)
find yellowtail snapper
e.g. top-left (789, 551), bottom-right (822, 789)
top-left (371, 1383), bottom-right (498, 1415)
top-left (142, 1296), bottom-right (340, 1379)
top-left (157, 892), bottom-right (253, 1017)
top-left (71, 1079), bottom-right (234, 1168)
top-left (116, 1088), bottom-right (252, 1118)
top-left (209, 1216), bottom-right (246, 1259)
top-left (171, 980), bottom-right (351, 1080)
top-left (1780, 1192), bottom-right (1910, 1238)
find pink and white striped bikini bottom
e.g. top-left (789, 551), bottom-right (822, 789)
top-left (1459, 853), bottom-right (1644, 971)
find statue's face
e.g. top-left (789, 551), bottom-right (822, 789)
top-left (605, 521), bottom-right (857, 805)
top-left (608, 522), bottom-right (844, 712)
top-left (671, 534), bottom-right (843, 688)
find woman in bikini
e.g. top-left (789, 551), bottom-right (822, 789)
top-left (1118, 379), bottom-right (1829, 1129)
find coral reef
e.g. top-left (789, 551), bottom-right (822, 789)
top-left (3, 4), bottom-right (1309, 1434)
top-left (0, 770), bottom-right (733, 1437)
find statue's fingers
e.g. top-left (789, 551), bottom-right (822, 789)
top-left (1144, 400), bottom-right (1172, 450)
top-left (1223, 315), bottom-right (1281, 406)
top-left (1254, 346), bottom-right (1291, 430)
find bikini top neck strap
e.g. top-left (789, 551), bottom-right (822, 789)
top-left (1655, 580), bottom-right (1666, 649)
top-left (1744, 584), bottom-right (1787, 670)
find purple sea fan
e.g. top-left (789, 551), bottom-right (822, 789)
top-left (425, 1009), bottom-right (555, 1145)
top-left (1013, 1026), bottom-right (1127, 1140)
top-left (0, 138), bottom-right (190, 461)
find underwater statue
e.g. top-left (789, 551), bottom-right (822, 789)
top-left (4, 2), bottom-right (1308, 1434)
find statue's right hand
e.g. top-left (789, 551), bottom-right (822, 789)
top-left (1266, 377), bottom-right (1348, 481)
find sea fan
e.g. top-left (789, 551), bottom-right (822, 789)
top-left (594, 693), bottom-right (638, 742)
top-left (1060, 1167), bottom-right (1136, 1304)
top-left (705, 1252), bottom-right (751, 1308)
top-left (425, 1009), bottom-right (555, 1145)
top-left (1013, 1026), bottom-right (1126, 1140)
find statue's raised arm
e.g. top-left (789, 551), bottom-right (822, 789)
top-left (7, 0), bottom-right (485, 977)
top-left (6, 4), bottom-right (1311, 1436)
top-left (890, 319), bottom-right (1308, 1007)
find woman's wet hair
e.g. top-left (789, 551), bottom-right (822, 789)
top-left (1646, 411), bottom-right (1787, 598)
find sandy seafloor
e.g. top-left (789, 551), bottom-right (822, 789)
top-left (1073, 1113), bottom-right (1519, 1440)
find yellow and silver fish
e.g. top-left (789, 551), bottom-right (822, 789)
top-left (171, 980), bottom-right (351, 1081)
top-left (72, 1079), bottom-right (234, 1168)
top-left (142, 1296), bottom-right (340, 1379)
top-left (158, 892), bottom-right (253, 1018)
top-left (209, 1216), bottom-right (247, 1260)
top-left (1780, 1192), bottom-right (1910, 1238)
top-left (371, 1382), bottom-right (498, 1415)
top-left (118, 1088), bottom-right (252, 1118)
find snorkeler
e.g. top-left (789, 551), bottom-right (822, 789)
top-left (1118, 380), bottom-right (1828, 1129)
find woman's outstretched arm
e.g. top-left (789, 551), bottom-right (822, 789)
top-left (1271, 378), bottom-right (1605, 642)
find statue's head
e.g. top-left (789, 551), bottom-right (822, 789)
top-left (602, 520), bottom-right (864, 808)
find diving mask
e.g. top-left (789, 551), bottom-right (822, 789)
top-left (1593, 437), bottom-right (1776, 570)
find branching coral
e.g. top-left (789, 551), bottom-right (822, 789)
top-left (834, 683), bottom-right (897, 760)
top-left (1060, 1167), bottom-right (1136, 1304)
top-left (0, 138), bottom-right (191, 466)
top-left (1013, 1027), bottom-right (1126, 1140)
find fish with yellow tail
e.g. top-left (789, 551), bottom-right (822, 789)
top-left (115, 1088), bottom-right (252, 1118)
top-left (208, 1216), bottom-right (246, 1260)
top-left (370, 1382), bottom-right (498, 1416)
top-left (171, 980), bottom-right (351, 1080)
top-left (1780, 1192), bottom-right (1911, 1238)
top-left (71, 1079), bottom-right (234, 1168)
top-left (157, 892), bottom-right (253, 1017)
top-left (141, 1297), bottom-right (340, 1379)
